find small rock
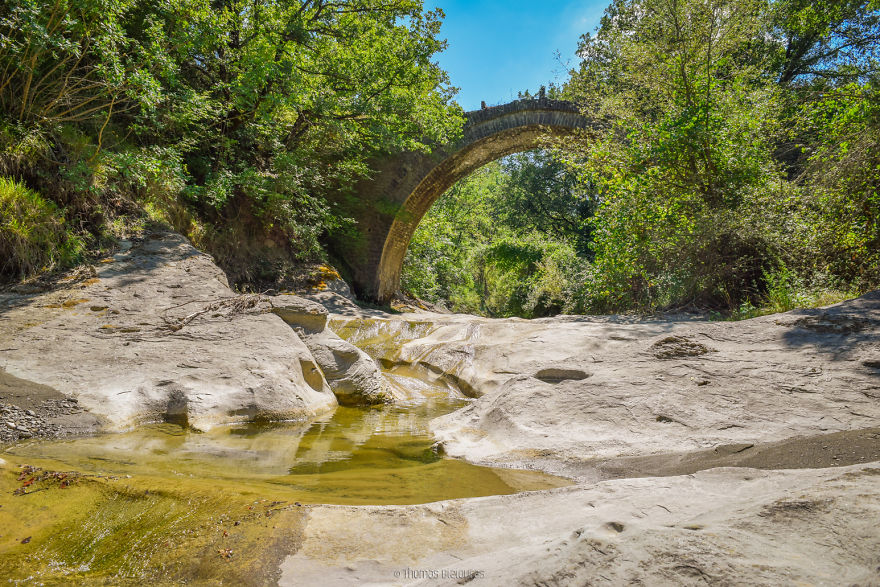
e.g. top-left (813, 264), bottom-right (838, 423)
top-left (26, 410), bottom-right (36, 417)
top-left (272, 297), bottom-right (329, 332)
top-left (651, 335), bottom-right (715, 359)
top-left (6, 422), bottom-right (16, 429)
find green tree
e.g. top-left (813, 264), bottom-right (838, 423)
top-left (564, 0), bottom-right (796, 311)
top-left (496, 151), bottom-right (596, 255)
top-left (402, 155), bottom-right (591, 317)
top-left (791, 79), bottom-right (880, 289)
top-left (770, 0), bottom-right (880, 86)
top-left (0, 0), bottom-right (463, 285)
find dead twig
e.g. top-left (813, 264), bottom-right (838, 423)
top-left (161, 293), bottom-right (275, 332)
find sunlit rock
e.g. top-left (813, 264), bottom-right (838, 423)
top-left (0, 231), bottom-right (337, 431)
top-left (273, 295), bottom-right (395, 405)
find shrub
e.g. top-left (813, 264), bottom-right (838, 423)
top-left (0, 177), bottom-right (83, 280)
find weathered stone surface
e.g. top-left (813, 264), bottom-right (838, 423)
top-left (328, 293), bottom-right (880, 480)
top-left (276, 294), bottom-right (880, 584)
top-left (272, 296), bottom-right (329, 332)
top-left (279, 464), bottom-right (880, 586)
top-left (302, 330), bottom-right (392, 405)
top-left (0, 232), bottom-right (337, 431)
top-left (273, 294), bottom-right (393, 405)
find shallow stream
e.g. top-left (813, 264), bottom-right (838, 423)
top-left (0, 339), bottom-right (568, 582)
top-left (3, 390), bottom-right (564, 506)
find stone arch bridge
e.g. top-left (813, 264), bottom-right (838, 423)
top-left (328, 99), bottom-right (598, 303)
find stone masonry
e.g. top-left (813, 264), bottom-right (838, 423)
top-left (327, 99), bottom-right (599, 303)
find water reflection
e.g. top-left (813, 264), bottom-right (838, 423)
top-left (6, 371), bottom-right (569, 505)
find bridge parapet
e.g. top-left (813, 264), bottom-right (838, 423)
top-left (464, 98), bottom-right (582, 125)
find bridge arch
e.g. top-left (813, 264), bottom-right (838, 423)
top-left (332, 99), bottom-right (597, 303)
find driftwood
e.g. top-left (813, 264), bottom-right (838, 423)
top-left (161, 293), bottom-right (273, 332)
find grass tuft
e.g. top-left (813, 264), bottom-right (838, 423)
top-left (0, 176), bottom-right (83, 281)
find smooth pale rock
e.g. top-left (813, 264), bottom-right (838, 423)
top-left (317, 277), bottom-right (357, 300)
top-left (302, 330), bottom-right (392, 405)
top-left (273, 297), bottom-right (329, 332)
top-left (330, 293), bottom-right (880, 479)
top-left (0, 232), bottom-right (337, 431)
top-left (297, 280), bottom-right (366, 317)
top-left (273, 296), bottom-right (393, 405)
top-left (279, 463), bottom-right (880, 586)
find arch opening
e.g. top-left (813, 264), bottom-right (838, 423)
top-left (333, 99), bottom-right (595, 303)
top-left (377, 127), bottom-right (566, 302)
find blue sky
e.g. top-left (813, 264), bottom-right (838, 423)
top-left (429, 1), bottom-right (608, 111)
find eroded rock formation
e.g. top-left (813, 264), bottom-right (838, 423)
top-left (0, 232), bottom-right (337, 430)
top-left (272, 296), bottom-right (394, 405)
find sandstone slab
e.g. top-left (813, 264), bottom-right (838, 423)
top-left (329, 293), bottom-right (880, 480)
top-left (280, 463), bottom-right (880, 586)
top-left (0, 232), bottom-right (337, 431)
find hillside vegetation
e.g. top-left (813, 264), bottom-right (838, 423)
top-left (404, 0), bottom-right (880, 316)
top-left (1, 0), bottom-right (878, 316)
top-left (0, 0), bottom-right (461, 285)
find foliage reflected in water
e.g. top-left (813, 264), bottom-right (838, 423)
top-left (0, 380), bottom-right (569, 583)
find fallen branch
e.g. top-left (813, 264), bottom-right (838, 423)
top-left (161, 293), bottom-right (274, 332)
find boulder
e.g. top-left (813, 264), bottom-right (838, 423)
top-left (272, 296), bottom-right (329, 332)
top-left (273, 296), bottom-right (393, 405)
top-left (301, 330), bottom-right (392, 405)
top-left (0, 231), bottom-right (337, 431)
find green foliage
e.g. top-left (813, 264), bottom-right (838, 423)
top-left (401, 157), bottom-right (591, 317)
top-left (770, 0), bottom-right (880, 85)
top-left (566, 0), bottom-right (782, 311)
top-left (0, 176), bottom-right (83, 279)
top-left (726, 264), bottom-right (858, 320)
top-left (562, 0), bottom-right (879, 314)
top-left (1, 0), bottom-right (876, 315)
top-left (494, 151), bottom-right (595, 255)
top-left (0, 0), bottom-right (462, 286)
top-left (0, 0), bottom-right (161, 129)
top-left (790, 81), bottom-right (880, 290)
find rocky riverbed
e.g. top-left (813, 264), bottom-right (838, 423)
top-left (1, 231), bottom-right (878, 585)
top-left (0, 367), bottom-right (103, 443)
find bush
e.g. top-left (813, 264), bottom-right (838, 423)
top-left (0, 177), bottom-right (83, 280)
